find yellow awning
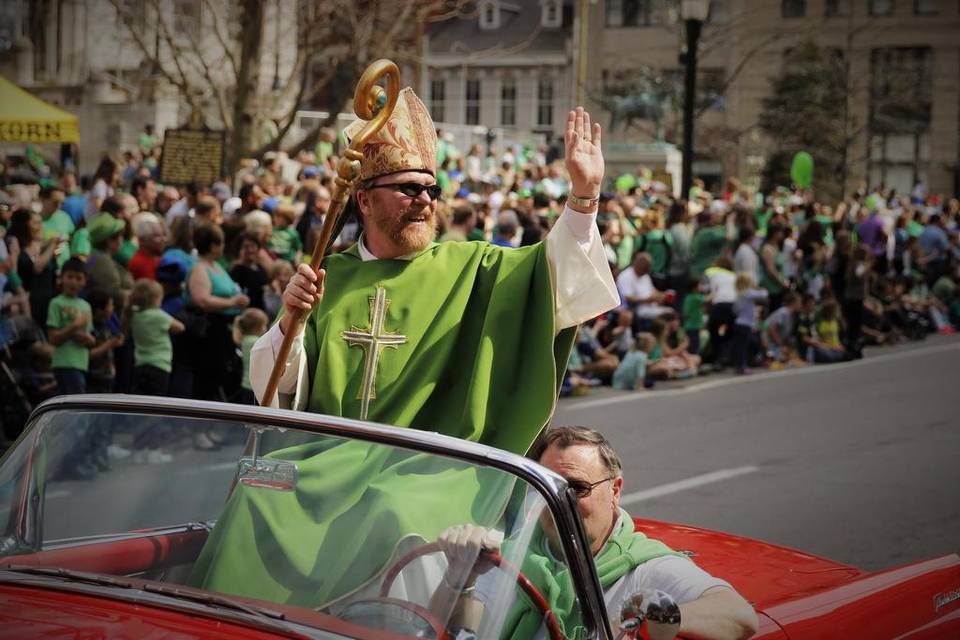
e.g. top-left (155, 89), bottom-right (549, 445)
top-left (0, 75), bottom-right (79, 144)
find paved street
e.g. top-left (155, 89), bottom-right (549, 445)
top-left (5, 336), bottom-right (956, 578)
top-left (554, 335), bottom-right (960, 572)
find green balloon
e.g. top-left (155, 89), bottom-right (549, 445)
top-left (790, 152), bottom-right (814, 189)
top-left (615, 174), bottom-right (637, 193)
top-left (865, 193), bottom-right (882, 212)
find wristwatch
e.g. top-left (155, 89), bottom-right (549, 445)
top-left (568, 192), bottom-right (600, 209)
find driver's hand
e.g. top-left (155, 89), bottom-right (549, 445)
top-left (437, 524), bottom-right (501, 588)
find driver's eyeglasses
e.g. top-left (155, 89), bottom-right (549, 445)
top-left (366, 182), bottom-right (442, 201)
top-left (566, 476), bottom-right (615, 499)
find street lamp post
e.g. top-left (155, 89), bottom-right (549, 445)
top-left (680, 0), bottom-right (710, 200)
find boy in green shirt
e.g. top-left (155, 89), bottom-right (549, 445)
top-left (682, 280), bottom-right (706, 355)
top-left (47, 258), bottom-right (95, 394)
top-left (268, 203), bottom-right (303, 263)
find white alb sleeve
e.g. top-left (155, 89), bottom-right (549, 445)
top-left (250, 322), bottom-right (309, 410)
top-left (547, 205), bottom-right (620, 330)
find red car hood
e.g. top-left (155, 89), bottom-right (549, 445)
top-left (634, 517), bottom-right (866, 606)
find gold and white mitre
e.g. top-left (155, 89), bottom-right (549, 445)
top-left (344, 87), bottom-right (438, 180)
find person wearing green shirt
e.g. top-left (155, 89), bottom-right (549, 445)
top-left (191, 97), bottom-right (619, 606)
top-left (128, 279), bottom-right (185, 396)
top-left (435, 427), bottom-right (759, 640)
top-left (39, 185), bottom-right (75, 268)
top-left (689, 209), bottom-right (730, 281)
top-left (138, 124), bottom-right (158, 156)
top-left (47, 258), bottom-right (95, 394)
top-left (267, 203), bottom-right (303, 263)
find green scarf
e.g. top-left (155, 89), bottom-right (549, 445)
top-left (501, 509), bottom-right (678, 640)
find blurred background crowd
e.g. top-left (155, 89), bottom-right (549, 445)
top-left (1, 129), bottom-right (959, 450)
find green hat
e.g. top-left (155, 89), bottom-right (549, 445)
top-left (88, 213), bottom-right (126, 245)
top-left (70, 228), bottom-right (91, 256)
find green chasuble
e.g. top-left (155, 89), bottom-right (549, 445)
top-left (190, 239), bottom-right (576, 606)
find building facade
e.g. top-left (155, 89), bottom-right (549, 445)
top-left (581, 0), bottom-right (960, 198)
top-left (421, 0), bottom-right (575, 152)
top-left (0, 0), bottom-right (299, 173)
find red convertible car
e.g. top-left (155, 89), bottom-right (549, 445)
top-left (0, 395), bottom-right (958, 639)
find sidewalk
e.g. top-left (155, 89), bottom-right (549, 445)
top-left (560, 333), bottom-right (960, 403)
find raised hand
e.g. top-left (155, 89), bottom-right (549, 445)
top-left (564, 106), bottom-right (604, 198)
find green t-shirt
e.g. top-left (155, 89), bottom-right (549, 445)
top-left (240, 334), bottom-right (258, 390)
top-left (268, 227), bottom-right (302, 262)
top-left (132, 307), bottom-right (174, 372)
top-left (689, 226), bottom-right (727, 281)
top-left (682, 292), bottom-right (706, 330)
top-left (932, 276), bottom-right (956, 304)
top-left (114, 238), bottom-right (137, 268)
top-left (42, 209), bottom-right (76, 268)
top-left (47, 294), bottom-right (93, 371)
top-left (639, 230), bottom-right (672, 275)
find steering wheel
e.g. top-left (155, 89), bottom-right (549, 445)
top-left (379, 541), bottom-right (565, 640)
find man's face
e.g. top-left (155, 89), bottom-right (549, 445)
top-left (632, 256), bottom-right (650, 276)
top-left (141, 180), bottom-right (157, 207)
top-left (315, 188), bottom-right (332, 215)
top-left (538, 443), bottom-right (622, 555)
top-left (357, 171), bottom-right (438, 256)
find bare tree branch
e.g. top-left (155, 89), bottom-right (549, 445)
top-left (108, 0), bottom-right (192, 101)
top-left (201, 0), bottom-right (239, 79)
top-left (695, 31), bottom-right (783, 121)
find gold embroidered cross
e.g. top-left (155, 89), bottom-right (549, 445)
top-left (341, 286), bottom-right (407, 420)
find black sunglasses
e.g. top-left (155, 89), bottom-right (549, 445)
top-left (366, 182), bottom-right (442, 201)
top-left (566, 476), bottom-right (615, 499)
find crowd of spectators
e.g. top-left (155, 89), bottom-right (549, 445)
top-left (2, 126), bottom-right (959, 449)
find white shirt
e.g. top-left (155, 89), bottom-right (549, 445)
top-left (616, 269), bottom-right (670, 319)
top-left (250, 205), bottom-right (618, 409)
top-left (705, 268), bottom-right (737, 304)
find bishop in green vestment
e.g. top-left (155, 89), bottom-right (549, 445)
top-left (189, 92), bottom-right (619, 607)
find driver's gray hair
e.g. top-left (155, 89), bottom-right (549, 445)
top-left (529, 426), bottom-right (622, 477)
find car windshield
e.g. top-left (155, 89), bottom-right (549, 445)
top-left (0, 406), bottom-right (597, 639)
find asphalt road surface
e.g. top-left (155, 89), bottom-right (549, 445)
top-left (5, 336), bottom-right (956, 578)
top-left (554, 334), bottom-right (960, 572)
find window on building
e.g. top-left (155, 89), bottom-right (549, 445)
top-left (173, 0), bottom-right (201, 39)
top-left (501, 77), bottom-right (517, 126)
top-left (542, 0), bottom-right (562, 27)
top-left (869, 0), bottom-right (894, 15)
top-left (868, 47), bottom-right (932, 191)
top-left (465, 79), bottom-right (481, 125)
top-left (824, 0), bottom-right (850, 16)
top-left (537, 78), bottom-right (554, 128)
top-left (782, 0), bottom-right (806, 18)
top-left (913, 0), bottom-right (938, 14)
top-left (430, 79), bottom-right (445, 123)
top-left (605, 0), bottom-right (658, 27)
top-left (479, 0), bottom-right (500, 30)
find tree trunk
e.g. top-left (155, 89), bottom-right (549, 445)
top-left (226, 0), bottom-right (265, 176)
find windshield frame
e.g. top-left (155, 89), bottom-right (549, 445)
top-left (2, 393), bottom-right (614, 640)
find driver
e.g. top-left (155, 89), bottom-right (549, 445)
top-left (432, 426), bottom-right (759, 640)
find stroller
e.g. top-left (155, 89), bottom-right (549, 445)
top-left (0, 314), bottom-right (55, 447)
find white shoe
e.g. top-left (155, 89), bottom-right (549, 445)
top-left (107, 444), bottom-right (132, 460)
top-left (145, 449), bottom-right (173, 464)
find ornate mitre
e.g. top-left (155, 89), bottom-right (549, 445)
top-left (344, 87), bottom-right (438, 180)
